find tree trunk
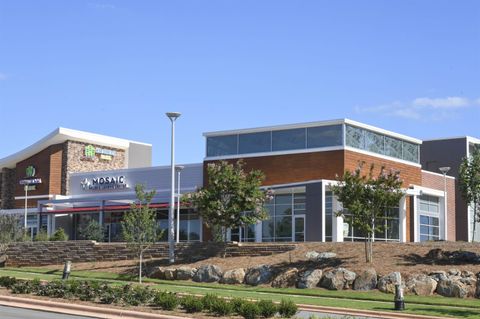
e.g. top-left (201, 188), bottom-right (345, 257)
top-left (472, 200), bottom-right (477, 242)
top-left (369, 236), bottom-right (373, 263)
top-left (222, 227), bottom-right (228, 258)
top-left (139, 251), bottom-right (143, 284)
top-left (364, 236), bottom-right (369, 263)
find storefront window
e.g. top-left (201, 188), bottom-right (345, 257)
top-left (418, 195), bottom-right (440, 241)
top-left (325, 191), bottom-right (333, 241)
top-left (344, 207), bottom-right (400, 242)
top-left (262, 191), bottom-right (305, 242)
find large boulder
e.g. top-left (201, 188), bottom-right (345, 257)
top-left (406, 274), bottom-right (437, 296)
top-left (271, 268), bottom-right (298, 288)
top-left (378, 272), bottom-right (402, 294)
top-left (436, 279), bottom-right (471, 298)
top-left (245, 265), bottom-right (273, 286)
top-left (353, 268), bottom-right (377, 291)
top-left (297, 269), bottom-right (323, 289)
top-left (221, 268), bottom-right (246, 285)
top-left (193, 265), bottom-right (223, 283)
top-left (429, 271), bottom-right (447, 282)
top-left (149, 267), bottom-right (174, 280)
top-left (320, 268), bottom-right (356, 290)
top-left (176, 266), bottom-right (196, 281)
top-left (306, 251), bottom-right (337, 262)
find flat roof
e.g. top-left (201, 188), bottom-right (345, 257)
top-left (203, 118), bottom-right (422, 144)
top-left (423, 136), bottom-right (480, 144)
top-left (0, 127), bottom-right (152, 169)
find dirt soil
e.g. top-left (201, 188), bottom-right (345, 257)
top-left (33, 242), bottom-right (480, 280)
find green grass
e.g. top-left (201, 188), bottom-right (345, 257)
top-left (2, 267), bottom-right (480, 319)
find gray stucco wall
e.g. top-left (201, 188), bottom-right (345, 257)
top-left (421, 138), bottom-right (468, 241)
top-left (306, 182), bottom-right (323, 241)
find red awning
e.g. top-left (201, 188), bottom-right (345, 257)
top-left (40, 202), bottom-right (192, 214)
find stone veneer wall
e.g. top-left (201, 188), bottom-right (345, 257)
top-left (1, 167), bottom-right (15, 209)
top-left (62, 140), bottom-right (126, 194)
top-left (5, 242), bottom-right (295, 266)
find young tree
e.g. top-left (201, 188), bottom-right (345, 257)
top-left (459, 149), bottom-right (480, 242)
top-left (331, 163), bottom-right (405, 263)
top-left (0, 214), bottom-right (24, 265)
top-left (185, 160), bottom-right (272, 254)
top-left (80, 220), bottom-right (105, 242)
top-left (122, 184), bottom-right (159, 283)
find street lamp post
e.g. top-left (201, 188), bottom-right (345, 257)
top-left (175, 165), bottom-right (184, 243)
top-left (24, 185), bottom-right (28, 230)
top-left (166, 112), bottom-right (181, 264)
top-left (439, 166), bottom-right (451, 241)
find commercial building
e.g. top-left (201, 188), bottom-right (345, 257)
top-left (0, 119), bottom-right (463, 243)
top-left (204, 119), bottom-right (455, 243)
top-left (421, 136), bottom-right (480, 241)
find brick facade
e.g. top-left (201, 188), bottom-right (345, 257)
top-left (421, 170), bottom-right (456, 241)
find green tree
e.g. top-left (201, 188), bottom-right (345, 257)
top-left (80, 220), bottom-right (105, 242)
top-left (0, 215), bottom-right (24, 264)
top-left (122, 184), bottom-right (159, 283)
top-left (459, 149), bottom-right (480, 242)
top-left (49, 228), bottom-right (68, 241)
top-left (332, 163), bottom-right (405, 263)
top-left (185, 160), bottom-right (272, 252)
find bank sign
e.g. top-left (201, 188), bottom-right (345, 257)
top-left (80, 175), bottom-right (128, 191)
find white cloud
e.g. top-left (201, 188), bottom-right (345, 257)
top-left (413, 97), bottom-right (470, 109)
top-left (355, 96), bottom-right (476, 121)
top-left (0, 73), bottom-right (7, 81)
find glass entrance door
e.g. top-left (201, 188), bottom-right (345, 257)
top-left (293, 215), bottom-right (305, 242)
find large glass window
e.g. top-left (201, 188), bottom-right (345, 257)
top-left (385, 136), bottom-right (403, 159)
top-left (365, 130), bottom-right (384, 154)
top-left (262, 191), bottom-right (305, 242)
top-left (419, 215), bottom-right (439, 241)
top-left (272, 128), bottom-right (306, 151)
top-left (346, 124), bottom-right (419, 163)
top-left (343, 207), bottom-right (400, 242)
top-left (346, 125), bottom-right (365, 149)
top-left (206, 135), bottom-right (238, 157)
top-left (239, 132), bottom-right (271, 154)
top-left (307, 125), bottom-right (343, 148)
top-left (402, 141), bottom-right (419, 163)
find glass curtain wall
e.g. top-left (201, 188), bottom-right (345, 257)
top-left (262, 191), bottom-right (306, 242)
top-left (343, 207), bottom-right (400, 242)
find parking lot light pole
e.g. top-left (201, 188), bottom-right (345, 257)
top-left (166, 112), bottom-right (181, 264)
top-left (175, 165), bottom-right (184, 243)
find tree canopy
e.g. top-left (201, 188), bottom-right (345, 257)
top-left (459, 149), bottom-right (480, 242)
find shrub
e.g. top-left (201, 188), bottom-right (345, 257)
top-left (201, 293), bottom-right (221, 312)
top-left (99, 286), bottom-right (123, 304)
top-left (50, 228), bottom-right (68, 241)
top-left (122, 284), bottom-right (154, 306)
top-left (153, 291), bottom-right (179, 310)
top-left (278, 299), bottom-right (298, 318)
top-left (231, 297), bottom-right (247, 314)
top-left (79, 220), bottom-right (105, 242)
top-left (211, 298), bottom-right (234, 316)
top-left (0, 276), bottom-right (17, 288)
top-left (257, 300), bottom-right (277, 318)
top-left (181, 295), bottom-right (204, 313)
top-left (34, 229), bottom-right (49, 241)
top-left (239, 302), bottom-right (260, 319)
top-left (36, 280), bottom-right (70, 299)
top-left (10, 280), bottom-right (33, 294)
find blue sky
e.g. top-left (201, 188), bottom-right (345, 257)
top-left (0, 0), bottom-right (479, 166)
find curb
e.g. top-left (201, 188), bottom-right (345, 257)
top-left (0, 295), bottom-right (193, 319)
top-left (0, 294), bottom-right (458, 319)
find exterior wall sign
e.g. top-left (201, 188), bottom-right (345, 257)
top-left (80, 175), bottom-right (128, 191)
top-left (83, 145), bottom-right (117, 161)
top-left (19, 165), bottom-right (42, 185)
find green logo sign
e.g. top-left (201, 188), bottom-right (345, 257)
top-left (85, 145), bottom-right (96, 158)
top-left (25, 165), bottom-right (36, 177)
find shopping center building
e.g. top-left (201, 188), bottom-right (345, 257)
top-left (0, 119), bottom-right (460, 243)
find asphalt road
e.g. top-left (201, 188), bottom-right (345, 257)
top-left (0, 305), bottom-right (98, 319)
